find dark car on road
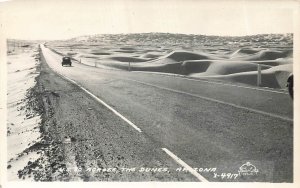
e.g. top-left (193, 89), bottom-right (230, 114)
top-left (287, 73), bottom-right (293, 99)
top-left (62, 56), bottom-right (72, 66)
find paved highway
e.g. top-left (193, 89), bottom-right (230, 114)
top-left (40, 44), bottom-right (293, 182)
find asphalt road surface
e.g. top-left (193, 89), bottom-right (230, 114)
top-left (39, 44), bottom-right (293, 182)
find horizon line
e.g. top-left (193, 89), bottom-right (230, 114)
top-left (6, 32), bottom-right (293, 41)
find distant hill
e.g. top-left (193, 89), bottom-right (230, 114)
top-left (66, 33), bottom-right (293, 49)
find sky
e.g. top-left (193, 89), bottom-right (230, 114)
top-left (0, 0), bottom-right (296, 40)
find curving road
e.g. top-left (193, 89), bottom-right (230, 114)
top-left (40, 44), bottom-right (293, 182)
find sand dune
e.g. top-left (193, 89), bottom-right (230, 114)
top-left (161, 50), bottom-right (214, 62)
top-left (251, 58), bottom-right (292, 66)
top-left (91, 52), bottom-right (111, 55)
top-left (114, 50), bottom-right (136, 53)
top-left (230, 48), bottom-right (261, 58)
top-left (140, 53), bottom-right (162, 59)
top-left (231, 49), bottom-right (292, 61)
top-left (234, 48), bottom-right (261, 54)
top-left (78, 53), bottom-right (102, 59)
top-left (120, 47), bottom-right (136, 50)
top-left (191, 64), bottom-right (292, 89)
top-left (182, 60), bottom-right (271, 76)
top-left (108, 56), bottom-right (150, 62)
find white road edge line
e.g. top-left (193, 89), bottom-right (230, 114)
top-left (126, 78), bottom-right (293, 122)
top-left (161, 148), bottom-right (209, 182)
top-left (59, 73), bottom-right (142, 133)
top-left (133, 71), bottom-right (288, 95)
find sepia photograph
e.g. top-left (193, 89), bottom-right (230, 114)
top-left (0, 0), bottom-right (299, 187)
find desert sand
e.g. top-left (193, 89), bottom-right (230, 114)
top-left (46, 33), bottom-right (293, 89)
top-left (7, 44), bottom-right (42, 181)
